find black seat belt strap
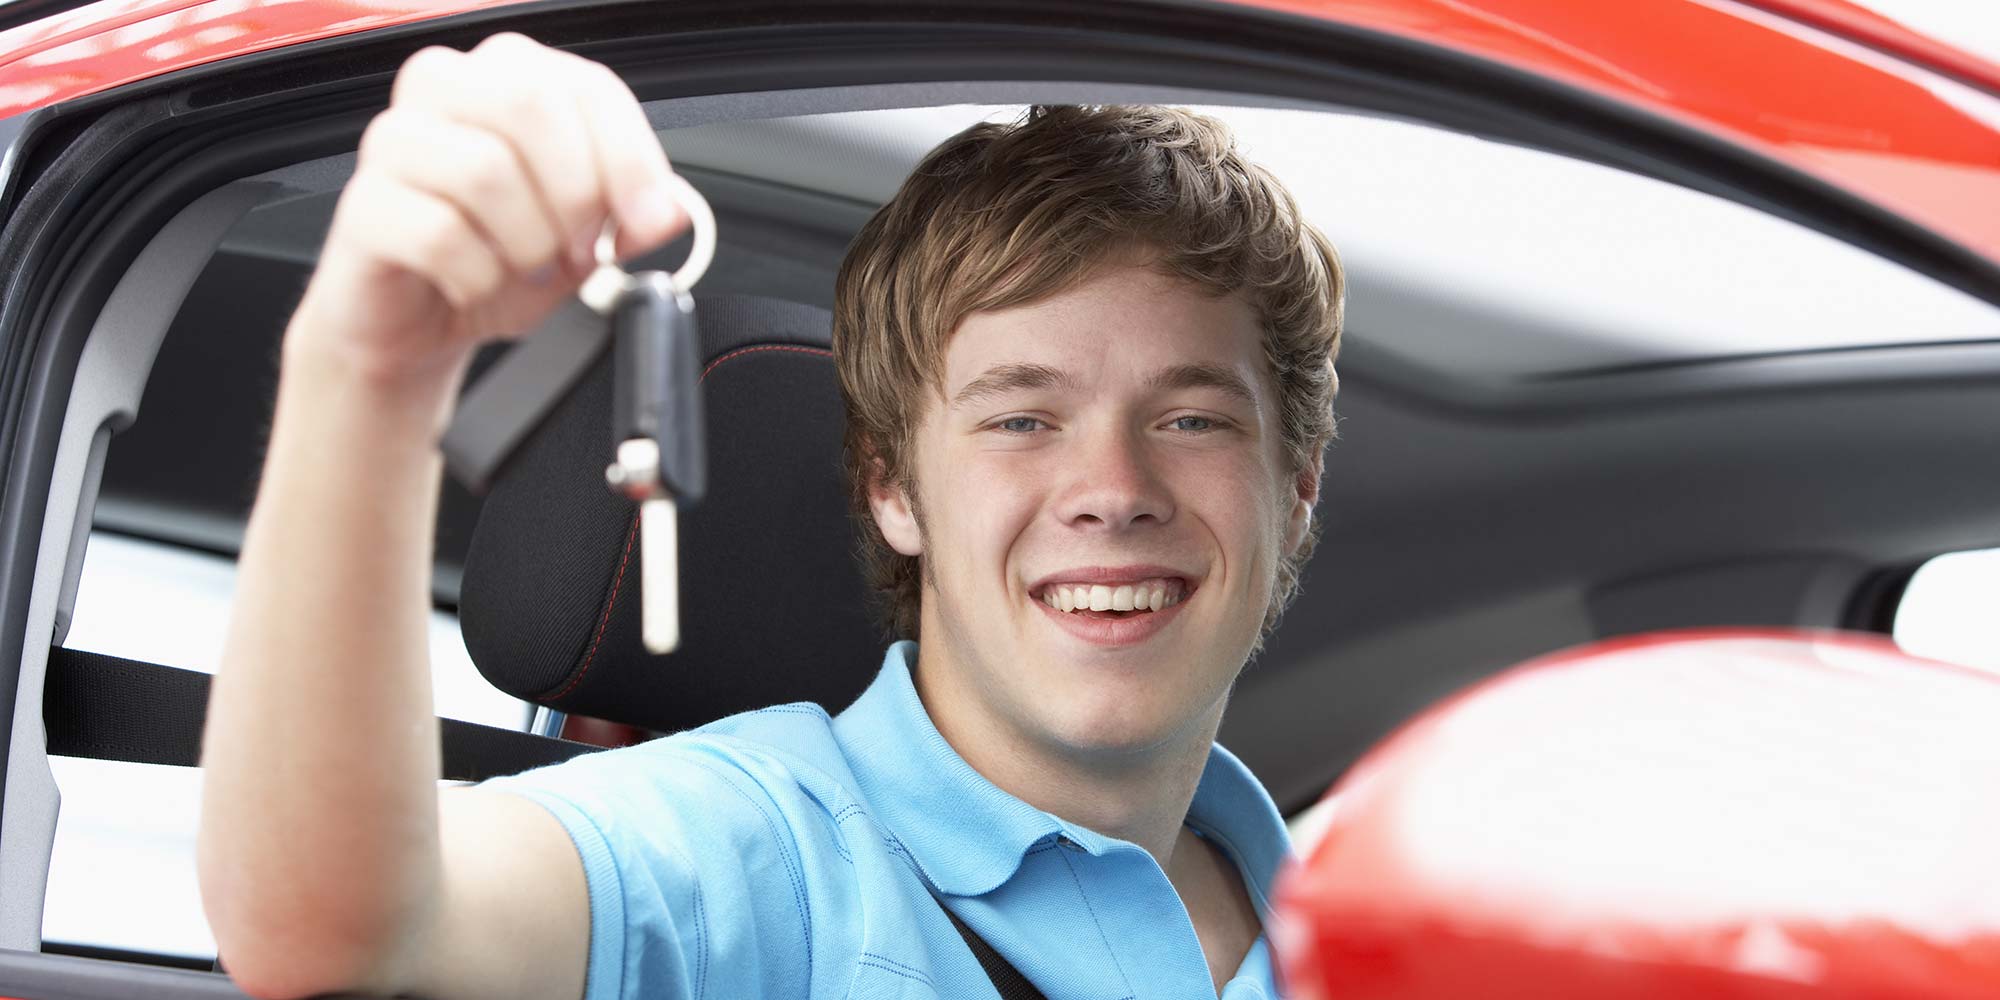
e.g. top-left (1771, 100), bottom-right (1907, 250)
top-left (50, 646), bottom-right (1046, 997)
top-left (935, 898), bottom-right (1048, 1000)
top-left (41, 647), bottom-right (602, 782)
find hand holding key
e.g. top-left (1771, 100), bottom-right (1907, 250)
top-left (210, 35), bottom-right (690, 997)
top-left (287, 32), bottom-right (688, 394)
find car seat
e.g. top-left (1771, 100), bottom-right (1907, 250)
top-left (457, 293), bottom-right (886, 735)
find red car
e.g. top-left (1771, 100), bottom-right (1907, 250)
top-left (0, 1), bottom-right (1995, 997)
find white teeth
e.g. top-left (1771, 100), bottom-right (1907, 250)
top-left (1037, 578), bottom-right (1188, 614)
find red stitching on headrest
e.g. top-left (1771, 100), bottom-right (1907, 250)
top-left (552, 342), bottom-right (836, 703)
top-left (700, 344), bottom-right (833, 381)
top-left (553, 514), bottom-right (639, 701)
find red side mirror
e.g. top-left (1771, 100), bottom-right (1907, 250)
top-left (1274, 629), bottom-right (2000, 999)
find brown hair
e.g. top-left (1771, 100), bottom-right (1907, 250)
top-left (833, 105), bottom-right (1344, 639)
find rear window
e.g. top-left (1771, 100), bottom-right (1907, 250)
top-left (44, 533), bottom-right (522, 960)
top-left (1893, 546), bottom-right (2000, 673)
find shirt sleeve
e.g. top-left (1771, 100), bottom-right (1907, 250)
top-left (483, 736), bottom-right (816, 1000)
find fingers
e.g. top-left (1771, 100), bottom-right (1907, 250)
top-left (390, 34), bottom-right (684, 272)
top-left (556, 53), bottom-right (687, 260)
top-left (335, 171), bottom-right (506, 311)
top-left (320, 32), bottom-right (692, 359)
top-left (357, 109), bottom-right (560, 280)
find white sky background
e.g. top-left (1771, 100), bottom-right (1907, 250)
top-left (47, 535), bottom-right (522, 957)
top-left (1847, 2), bottom-right (2000, 64)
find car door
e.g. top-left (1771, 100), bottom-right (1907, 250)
top-left (0, 2), bottom-right (1994, 997)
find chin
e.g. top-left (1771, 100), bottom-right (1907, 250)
top-left (1030, 683), bottom-right (1203, 759)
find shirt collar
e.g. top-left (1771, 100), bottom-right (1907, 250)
top-left (1184, 739), bottom-right (1293, 918)
top-left (834, 641), bottom-right (1062, 896)
top-left (834, 641), bottom-right (1294, 905)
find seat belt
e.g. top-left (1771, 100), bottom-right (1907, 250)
top-left (41, 647), bottom-right (601, 781)
top-left (934, 897), bottom-right (1048, 1000)
top-left (49, 646), bottom-right (1048, 998)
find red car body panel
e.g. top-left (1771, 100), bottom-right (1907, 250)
top-left (0, 0), bottom-right (1996, 266)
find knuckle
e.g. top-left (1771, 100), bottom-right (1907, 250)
top-left (515, 87), bottom-right (568, 137)
top-left (474, 31), bottom-right (537, 55)
top-left (333, 170), bottom-right (397, 228)
top-left (393, 46), bottom-right (457, 96)
top-left (487, 77), bottom-right (555, 139)
top-left (552, 188), bottom-right (600, 235)
top-left (457, 133), bottom-right (516, 200)
top-left (407, 204), bottom-right (464, 270)
top-left (461, 251), bottom-right (505, 300)
top-left (579, 59), bottom-right (630, 97)
top-left (354, 108), bottom-right (412, 163)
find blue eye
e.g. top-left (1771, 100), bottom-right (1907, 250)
top-left (1171, 415), bottom-right (1216, 433)
top-left (997, 416), bottom-right (1046, 434)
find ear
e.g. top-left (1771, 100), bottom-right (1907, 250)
top-left (867, 462), bottom-right (925, 557)
top-left (1283, 452), bottom-right (1324, 556)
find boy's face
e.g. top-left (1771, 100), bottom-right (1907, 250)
top-left (870, 261), bottom-right (1320, 762)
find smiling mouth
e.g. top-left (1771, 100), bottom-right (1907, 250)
top-left (1033, 577), bottom-right (1190, 618)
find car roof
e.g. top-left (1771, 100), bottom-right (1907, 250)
top-left (3, 2), bottom-right (1998, 270)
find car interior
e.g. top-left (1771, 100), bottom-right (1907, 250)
top-left (1, 7), bottom-right (1996, 993)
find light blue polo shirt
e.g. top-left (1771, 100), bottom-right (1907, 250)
top-left (489, 641), bottom-right (1291, 999)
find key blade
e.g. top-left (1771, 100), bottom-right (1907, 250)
top-left (640, 497), bottom-right (680, 654)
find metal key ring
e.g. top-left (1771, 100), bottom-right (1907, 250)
top-left (580, 170), bottom-right (717, 312)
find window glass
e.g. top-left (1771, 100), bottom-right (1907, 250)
top-left (663, 104), bottom-right (2000, 379)
top-left (43, 532), bottom-right (521, 958)
top-left (1893, 546), bottom-right (2000, 673)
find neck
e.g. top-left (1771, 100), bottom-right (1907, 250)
top-left (912, 643), bottom-right (1225, 867)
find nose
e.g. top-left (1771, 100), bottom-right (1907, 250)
top-left (1052, 422), bottom-right (1175, 531)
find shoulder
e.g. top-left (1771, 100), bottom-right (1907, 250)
top-left (480, 705), bottom-right (878, 998)
top-left (492, 701), bottom-right (861, 837)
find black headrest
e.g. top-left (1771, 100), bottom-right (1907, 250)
top-left (458, 295), bottom-right (886, 732)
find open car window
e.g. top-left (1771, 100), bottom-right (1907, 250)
top-left (38, 96), bottom-right (2000, 966)
top-left (1894, 546), bottom-right (2000, 674)
top-left (43, 533), bottom-right (522, 959)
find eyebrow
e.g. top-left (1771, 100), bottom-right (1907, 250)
top-left (947, 360), bottom-right (1259, 410)
top-left (1146, 363), bottom-right (1258, 407)
top-left (949, 363), bottom-right (1075, 409)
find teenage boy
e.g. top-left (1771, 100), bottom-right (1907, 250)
top-left (199, 31), bottom-right (1341, 1000)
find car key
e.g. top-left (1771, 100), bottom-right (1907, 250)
top-left (584, 175), bottom-right (716, 654)
top-left (601, 275), bottom-right (706, 653)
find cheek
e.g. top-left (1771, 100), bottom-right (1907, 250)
top-left (934, 453), bottom-right (1047, 568)
top-left (1180, 456), bottom-right (1290, 565)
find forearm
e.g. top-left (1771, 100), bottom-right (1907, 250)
top-left (198, 331), bottom-right (465, 997)
top-left (193, 34), bottom-right (683, 998)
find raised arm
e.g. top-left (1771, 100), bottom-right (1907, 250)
top-left (195, 33), bottom-right (684, 1000)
